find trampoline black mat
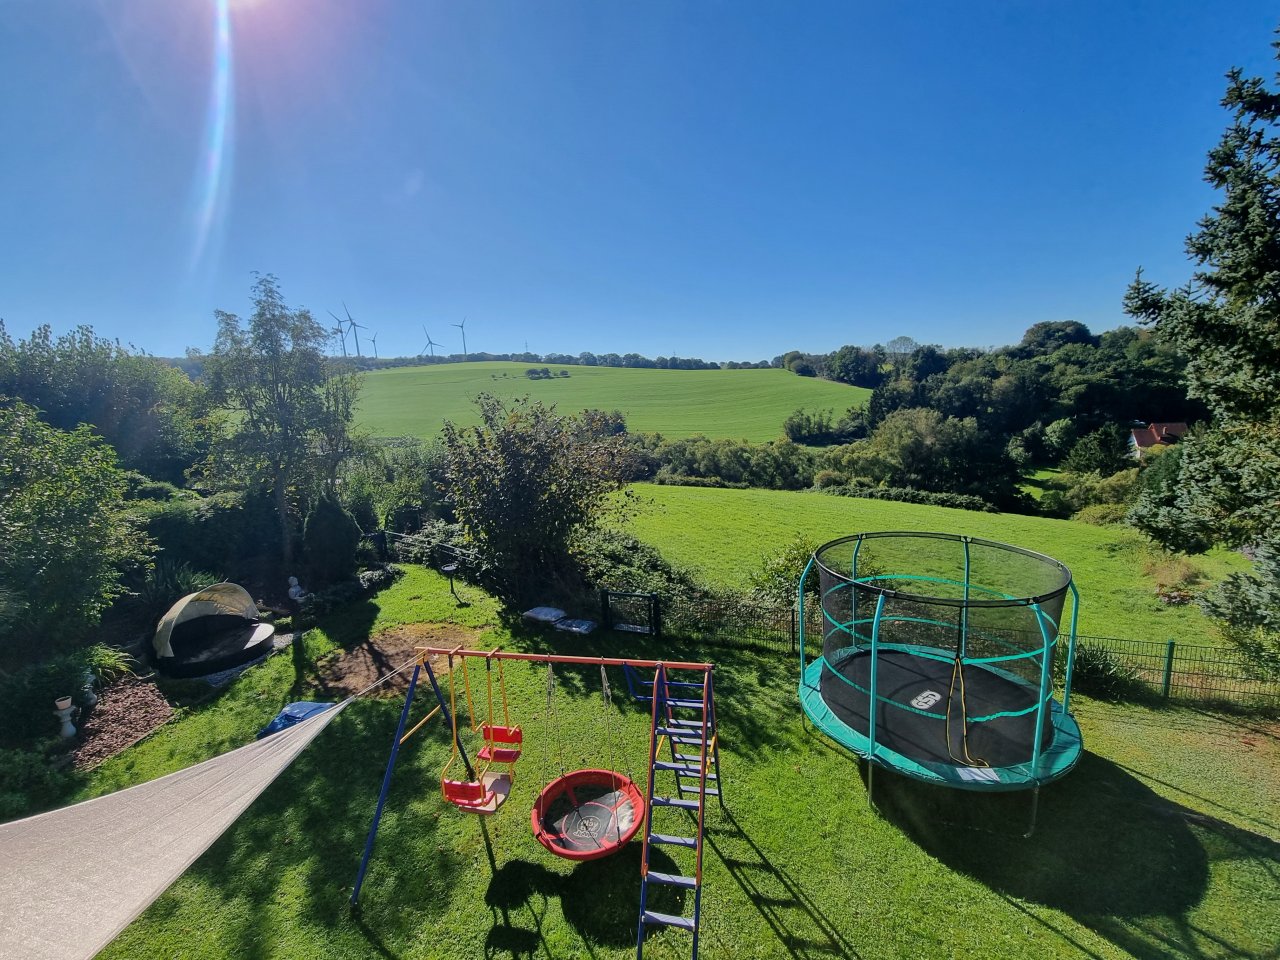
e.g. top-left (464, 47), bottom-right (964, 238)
top-left (820, 650), bottom-right (1052, 769)
top-left (541, 784), bottom-right (639, 854)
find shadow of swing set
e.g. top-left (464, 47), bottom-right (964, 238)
top-left (351, 646), bottom-right (725, 959)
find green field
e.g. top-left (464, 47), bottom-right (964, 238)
top-left (620, 484), bottom-right (1249, 645)
top-left (356, 361), bottom-right (870, 442)
top-left (69, 568), bottom-right (1278, 960)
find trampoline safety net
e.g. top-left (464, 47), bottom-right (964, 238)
top-left (801, 532), bottom-right (1082, 790)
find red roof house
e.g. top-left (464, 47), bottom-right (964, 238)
top-left (1130, 422), bottom-right (1188, 458)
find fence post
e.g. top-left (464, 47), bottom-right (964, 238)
top-left (600, 589), bottom-right (611, 631)
top-left (790, 606), bottom-right (797, 655)
top-left (651, 593), bottom-right (662, 640)
top-left (1161, 640), bottom-right (1176, 700)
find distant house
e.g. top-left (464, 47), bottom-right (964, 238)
top-left (1130, 422), bottom-right (1188, 459)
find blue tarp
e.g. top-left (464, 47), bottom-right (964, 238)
top-left (257, 701), bottom-right (335, 739)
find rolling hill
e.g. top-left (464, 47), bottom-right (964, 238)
top-left (356, 361), bottom-right (870, 442)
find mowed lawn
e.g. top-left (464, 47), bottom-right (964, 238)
top-left (76, 568), bottom-right (1278, 960)
top-left (356, 361), bottom-right (870, 442)
top-left (619, 484), bottom-right (1251, 645)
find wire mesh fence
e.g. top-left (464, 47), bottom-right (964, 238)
top-left (655, 594), bottom-right (1280, 711)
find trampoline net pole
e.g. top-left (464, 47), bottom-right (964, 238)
top-left (866, 593), bottom-right (887, 762)
top-left (1061, 581), bottom-right (1081, 713)
top-left (1029, 601), bottom-right (1054, 773)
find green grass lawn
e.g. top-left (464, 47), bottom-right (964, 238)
top-left (355, 362), bottom-right (870, 442)
top-left (1022, 466), bottom-right (1063, 501)
top-left (618, 484), bottom-right (1249, 646)
top-left (74, 569), bottom-right (1278, 959)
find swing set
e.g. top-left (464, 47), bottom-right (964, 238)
top-left (351, 647), bottom-right (718, 899)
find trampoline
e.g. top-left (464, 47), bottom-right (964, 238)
top-left (531, 769), bottom-right (645, 861)
top-left (798, 532), bottom-right (1082, 792)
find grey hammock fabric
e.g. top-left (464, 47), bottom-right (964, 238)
top-left (0, 701), bottom-right (347, 960)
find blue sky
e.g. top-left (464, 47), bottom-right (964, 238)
top-left (2, 1), bottom-right (1277, 361)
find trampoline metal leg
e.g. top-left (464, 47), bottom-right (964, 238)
top-left (866, 759), bottom-right (875, 810)
top-left (1024, 785), bottom-right (1041, 839)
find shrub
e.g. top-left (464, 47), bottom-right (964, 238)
top-left (748, 533), bottom-right (822, 606)
top-left (1069, 644), bottom-right (1148, 702)
top-left (303, 494), bottom-right (362, 585)
top-left (127, 558), bottom-right (219, 626)
top-left (1073, 503), bottom-right (1129, 526)
top-left (0, 747), bottom-right (76, 820)
top-left (822, 485), bottom-right (996, 512)
top-left (140, 489), bottom-right (277, 578)
top-left (0, 645), bottom-right (131, 748)
top-left (812, 469), bottom-right (846, 489)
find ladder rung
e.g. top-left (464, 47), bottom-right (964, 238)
top-left (675, 752), bottom-right (706, 763)
top-left (641, 910), bottom-right (697, 931)
top-left (648, 832), bottom-right (697, 848)
top-left (652, 796), bottom-right (699, 810)
top-left (646, 871), bottom-right (697, 889)
top-left (664, 717), bottom-right (705, 728)
top-left (654, 761), bottom-right (711, 775)
top-left (655, 728), bottom-right (704, 742)
top-left (666, 698), bottom-right (705, 710)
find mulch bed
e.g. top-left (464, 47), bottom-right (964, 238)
top-left (70, 676), bottom-right (175, 770)
top-left (311, 622), bottom-right (484, 698)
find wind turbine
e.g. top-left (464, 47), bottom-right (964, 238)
top-left (421, 325), bottom-right (441, 357)
top-left (370, 332), bottom-right (379, 360)
top-left (327, 311), bottom-right (349, 357)
top-left (343, 303), bottom-right (367, 358)
top-left (452, 317), bottom-right (468, 361)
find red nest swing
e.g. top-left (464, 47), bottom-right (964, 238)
top-left (531, 768), bottom-right (646, 861)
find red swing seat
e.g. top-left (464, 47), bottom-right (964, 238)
top-left (478, 724), bottom-right (523, 764)
top-left (442, 771), bottom-right (511, 815)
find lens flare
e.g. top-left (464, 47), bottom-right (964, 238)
top-left (189, 0), bottom-right (234, 272)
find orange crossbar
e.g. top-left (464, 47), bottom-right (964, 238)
top-left (414, 647), bottom-right (713, 672)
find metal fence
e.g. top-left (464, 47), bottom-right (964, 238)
top-left (656, 595), bottom-right (1280, 711)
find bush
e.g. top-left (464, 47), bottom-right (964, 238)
top-left (303, 494), bottom-right (362, 585)
top-left (0, 747), bottom-right (76, 820)
top-left (127, 558), bottom-right (219, 626)
top-left (0, 645), bottom-right (132, 748)
top-left (822, 485), bottom-right (996, 512)
top-left (297, 564), bottom-right (403, 621)
top-left (1069, 644), bottom-right (1148, 702)
top-left (747, 533), bottom-right (822, 606)
top-left (140, 489), bottom-right (277, 578)
top-left (1073, 503), bottom-right (1129, 526)
top-left (812, 469), bottom-right (846, 489)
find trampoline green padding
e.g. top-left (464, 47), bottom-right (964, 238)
top-left (798, 533), bottom-right (1083, 791)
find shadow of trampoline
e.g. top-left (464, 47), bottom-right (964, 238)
top-left (861, 752), bottom-right (1212, 916)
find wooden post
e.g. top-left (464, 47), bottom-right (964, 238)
top-left (1162, 640), bottom-right (1176, 699)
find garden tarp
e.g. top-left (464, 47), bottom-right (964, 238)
top-left (0, 700), bottom-right (347, 960)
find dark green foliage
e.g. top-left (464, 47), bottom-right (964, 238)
top-left (0, 402), bottom-right (153, 657)
top-left (303, 494), bottom-right (362, 585)
top-left (829, 407), bottom-right (1024, 509)
top-left (0, 645), bottom-right (132, 748)
top-left (1122, 34), bottom-right (1280, 671)
top-left (572, 529), bottom-right (706, 602)
top-left (0, 323), bottom-right (207, 484)
top-left (782, 407), bottom-right (868, 445)
top-left (640, 435), bottom-right (817, 490)
top-left (826, 344), bottom-right (886, 388)
top-left (127, 558), bottom-right (219, 626)
top-left (1069, 644), bottom-right (1149, 702)
top-left (441, 395), bottom-right (632, 605)
top-left (0, 748), bottom-right (77, 820)
top-left (1018, 320), bottom-right (1097, 355)
top-left (139, 489), bottom-right (278, 578)
top-left (1061, 423), bottom-right (1134, 475)
top-left (822, 485), bottom-right (996, 513)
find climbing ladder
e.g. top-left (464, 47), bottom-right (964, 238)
top-left (636, 663), bottom-right (722, 960)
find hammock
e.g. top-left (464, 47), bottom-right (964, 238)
top-left (0, 701), bottom-right (347, 960)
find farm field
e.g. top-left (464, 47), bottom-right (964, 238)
top-left (356, 361), bottom-right (870, 442)
top-left (63, 568), bottom-right (1278, 960)
top-left (619, 483), bottom-right (1250, 646)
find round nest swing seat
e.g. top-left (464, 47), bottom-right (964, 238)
top-left (531, 769), bottom-right (646, 861)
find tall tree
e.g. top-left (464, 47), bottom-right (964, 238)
top-left (1124, 33), bottom-right (1280, 668)
top-left (201, 275), bottom-right (357, 564)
